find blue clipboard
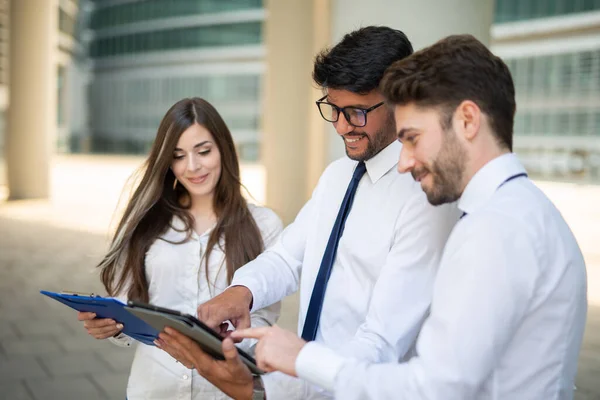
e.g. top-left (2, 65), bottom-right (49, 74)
top-left (40, 290), bottom-right (159, 346)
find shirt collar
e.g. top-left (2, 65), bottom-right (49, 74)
top-left (458, 153), bottom-right (527, 215)
top-left (167, 216), bottom-right (214, 241)
top-left (364, 140), bottom-right (401, 184)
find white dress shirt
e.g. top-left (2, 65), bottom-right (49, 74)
top-left (110, 204), bottom-right (283, 400)
top-left (296, 153), bottom-right (588, 400)
top-left (231, 141), bottom-right (459, 399)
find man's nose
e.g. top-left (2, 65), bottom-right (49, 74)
top-left (397, 145), bottom-right (415, 174)
top-left (334, 112), bottom-right (354, 136)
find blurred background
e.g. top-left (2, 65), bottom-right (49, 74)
top-left (0, 0), bottom-right (599, 399)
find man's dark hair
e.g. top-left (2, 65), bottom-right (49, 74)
top-left (313, 26), bottom-right (413, 94)
top-left (380, 34), bottom-right (516, 150)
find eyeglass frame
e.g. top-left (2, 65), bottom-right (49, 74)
top-left (315, 95), bottom-right (385, 128)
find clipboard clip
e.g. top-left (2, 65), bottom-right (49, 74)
top-left (60, 290), bottom-right (98, 297)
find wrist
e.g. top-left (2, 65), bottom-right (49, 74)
top-left (229, 285), bottom-right (254, 310)
top-left (234, 379), bottom-right (256, 400)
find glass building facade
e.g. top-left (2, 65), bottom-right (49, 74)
top-left (495, 0), bottom-right (600, 22)
top-left (89, 0), bottom-right (261, 28)
top-left (492, 0), bottom-right (600, 182)
top-left (56, 0), bottom-right (80, 153)
top-left (59, 7), bottom-right (77, 36)
top-left (89, 22), bottom-right (262, 58)
top-left (79, 0), bottom-right (265, 161)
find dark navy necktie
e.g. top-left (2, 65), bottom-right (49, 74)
top-left (301, 161), bottom-right (367, 341)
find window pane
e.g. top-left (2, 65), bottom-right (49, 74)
top-left (90, 22), bottom-right (262, 58)
top-left (494, 0), bottom-right (600, 21)
top-left (90, 0), bottom-right (263, 29)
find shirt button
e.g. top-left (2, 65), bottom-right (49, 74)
top-left (183, 374), bottom-right (189, 380)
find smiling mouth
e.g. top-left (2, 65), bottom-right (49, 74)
top-left (344, 135), bottom-right (364, 144)
top-left (187, 174), bottom-right (208, 184)
top-left (413, 172), bottom-right (428, 183)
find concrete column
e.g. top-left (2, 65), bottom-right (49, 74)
top-left (306, 0), bottom-right (332, 200)
top-left (262, 0), bottom-right (331, 224)
top-left (328, 0), bottom-right (494, 161)
top-left (6, 0), bottom-right (57, 199)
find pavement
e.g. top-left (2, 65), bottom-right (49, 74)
top-left (0, 155), bottom-right (598, 399)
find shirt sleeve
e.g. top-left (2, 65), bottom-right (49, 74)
top-left (297, 213), bottom-right (538, 399)
top-left (238, 207), bottom-right (284, 352)
top-left (261, 372), bottom-right (310, 400)
top-left (230, 174), bottom-right (326, 312)
top-left (261, 369), bottom-right (336, 400)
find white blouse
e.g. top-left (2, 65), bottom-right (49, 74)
top-left (112, 204), bottom-right (283, 400)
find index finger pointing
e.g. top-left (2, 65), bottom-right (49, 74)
top-left (230, 327), bottom-right (270, 340)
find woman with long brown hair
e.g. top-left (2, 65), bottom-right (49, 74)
top-left (76, 98), bottom-right (282, 399)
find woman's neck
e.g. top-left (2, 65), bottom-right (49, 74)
top-left (189, 194), bottom-right (217, 235)
top-left (190, 194), bottom-right (213, 216)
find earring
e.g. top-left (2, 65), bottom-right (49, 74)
top-left (173, 178), bottom-right (178, 190)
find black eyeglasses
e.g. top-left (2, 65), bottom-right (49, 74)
top-left (316, 95), bottom-right (385, 128)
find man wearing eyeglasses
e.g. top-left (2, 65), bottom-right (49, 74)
top-left (156, 26), bottom-right (459, 400)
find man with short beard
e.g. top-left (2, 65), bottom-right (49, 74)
top-left (156, 26), bottom-right (459, 399)
top-left (230, 35), bottom-right (588, 400)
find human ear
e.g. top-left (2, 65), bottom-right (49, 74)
top-left (454, 100), bottom-right (481, 141)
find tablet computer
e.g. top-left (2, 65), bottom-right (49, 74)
top-left (125, 300), bottom-right (263, 375)
top-left (40, 290), bottom-right (159, 346)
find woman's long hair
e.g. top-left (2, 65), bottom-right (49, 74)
top-left (99, 98), bottom-right (264, 302)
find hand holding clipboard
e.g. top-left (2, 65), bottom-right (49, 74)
top-left (40, 290), bottom-right (263, 374)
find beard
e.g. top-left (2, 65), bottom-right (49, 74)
top-left (412, 129), bottom-right (467, 206)
top-left (344, 112), bottom-right (396, 161)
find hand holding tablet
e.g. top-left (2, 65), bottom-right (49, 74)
top-left (125, 300), bottom-right (264, 375)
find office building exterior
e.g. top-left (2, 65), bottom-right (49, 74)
top-left (492, 0), bottom-right (600, 182)
top-left (3, 0), bottom-right (498, 222)
top-left (77, 0), bottom-right (265, 161)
